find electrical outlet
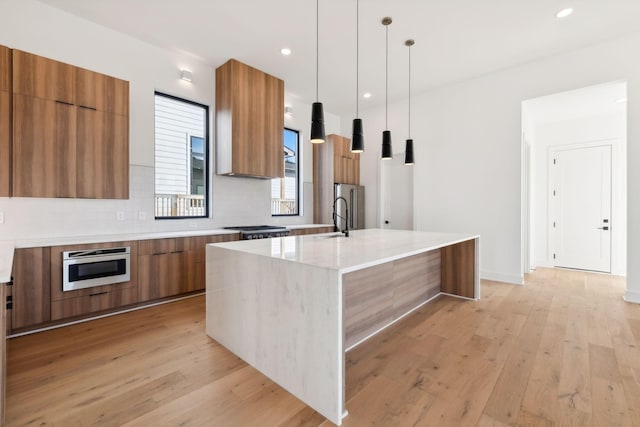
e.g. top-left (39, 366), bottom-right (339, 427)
top-left (138, 211), bottom-right (147, 221)
top-left (188, 222), bottom-right (197, 228)
top-left (0, 211), bottom-right (4, 224)
top-left (116, 211), bottom-right (125, 221)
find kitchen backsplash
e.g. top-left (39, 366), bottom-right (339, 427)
top-left (0, 165), bottom-right (315, 241)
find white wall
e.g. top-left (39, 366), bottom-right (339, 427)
top-left (355, 32), bottom-right (640, 298)
top-left (530, 113), bottom-right (626, 275)
top-left (0, 0), bottom-right (341, 241)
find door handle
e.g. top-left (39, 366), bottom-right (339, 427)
top-left (597, 226), bottom-right (609, 231)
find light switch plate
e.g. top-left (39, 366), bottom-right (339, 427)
top-left (116, 211), bottom-right (125, 221)
top-left (138, 211), bottom-right (147, 221)
top-left (0, 211), bottom-right (4, 224)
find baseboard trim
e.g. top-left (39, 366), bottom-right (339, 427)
top-left (624, 290), bottom-right (640, 304)
top-left (481, 271), bottom-right (524, 285)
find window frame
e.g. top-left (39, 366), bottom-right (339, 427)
top-left (154, 91), bottom-right (210, 220)
top-left (272, 127), bottom-right (301, 217)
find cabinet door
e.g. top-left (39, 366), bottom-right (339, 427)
top-left (12, 248), bottom-right (51, 330)
top-left (138, 252), bottom-right (185, 301)
top-left (0, 45), bottom-right (9, 92)
top-left (263, 71), bottom-right (284, 178)
top-left (12, 50), bottom-right (75, 104)
top-left (0, 91), bottom-right (9, 197)
top-left (76, 108), bottom-right (128, 199)
top-left (76, 68), bottom-right (129, 115)
top-left (13, 95), bottom-right (76, 198)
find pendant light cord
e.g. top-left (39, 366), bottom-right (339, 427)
top-left (355, 0), bottom-right (359, 118)
top-left (385, 22), bottom-right (389, 129)
top-left (316, 0), bottom-right (319, 102)
top-left (408, 43), bottom-right (411, 138)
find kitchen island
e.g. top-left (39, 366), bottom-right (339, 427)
top-left (205, 229), bottom-right (479, 425)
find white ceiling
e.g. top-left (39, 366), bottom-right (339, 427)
top-left (524, 81), bottom-right (627, 125)
top-left (38, 0), bottom-right (640, 116)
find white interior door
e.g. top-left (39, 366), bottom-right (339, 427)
top-left (381, 153), bottom-right (413, 230)
top-left (552, 145), bottom-right (611, 272)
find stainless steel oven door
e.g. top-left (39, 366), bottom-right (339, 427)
top-left (63, 247), bottom-right (131, 291)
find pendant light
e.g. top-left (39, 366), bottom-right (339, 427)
top-left (404, 39), bottom-right (415, 165)
top-left (381, 17), bottom-right (393, 160)
top-left (310, 0), bottom-right (325, 144)
top-left (350, 0), bottom-right (364, 153)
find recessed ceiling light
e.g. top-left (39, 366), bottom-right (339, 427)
top-left (280, 48), bottom-right (292, 56)
top-left (616, 98), bottom-right (628, 104)
top-left (362, 92), bottom-right (372, 99)
top-left (556, 8), bottom-right (573, 18)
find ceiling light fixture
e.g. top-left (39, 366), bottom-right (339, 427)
top-left (616, 97), bottom-right (628, 104)
top-left (310, 0), bottom-right (326, 144)
top-left (404, 39), bottom-right (415, 166)
top-left (280, 47), bottom-right (292, 56)
top-left (180, 69), bottom-right (193, 82)
top-left (351, 0), bottom-right (364, 153)
top-left (556, 7), bottom-right (573, 18)
top-left (381, 17), bottom-right (393, 160)
top-left (363, 92), bottom-right (372, 99)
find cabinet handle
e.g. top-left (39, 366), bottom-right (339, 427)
top-left (6, 295), bottom-right (12, 310)
top-left (89, 291), bottom-right (108, 297)
top-left (79, 105), bottom-right (97, 111)
top-left (55, 100), bottom-right (74, 106)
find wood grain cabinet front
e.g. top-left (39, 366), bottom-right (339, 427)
top-left (0, 45), bottom-right (10, 197)
top-left (11, 247), bottom-right (51, 331)
top-left (11, 49), bottom-right (129, 199)
top-left (216, 59), bottom-right (284, 178)
top-left (138, 234), bottom-right (240, 300)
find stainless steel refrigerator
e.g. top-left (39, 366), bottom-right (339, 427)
top-left (334, 184), bottom-right (365, 231)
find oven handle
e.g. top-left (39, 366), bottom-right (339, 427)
top-left (63, 253), bottom-right (131, 265)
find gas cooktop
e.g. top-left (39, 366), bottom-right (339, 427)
top-left (223, 225), bottom-right (289, 239)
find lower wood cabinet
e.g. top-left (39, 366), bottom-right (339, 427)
top-left (137, 234), bottom-right (238, 301)
top-left (11, 247), bottom-right (51, 330)
top-left (49, 241), bottom-right (138, 321)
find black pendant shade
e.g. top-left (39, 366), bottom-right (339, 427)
top-left (310, 102), bottom-right (326, 143)
top-left (351, 118), bottom-right (364, 152)
top-left (404, 139), bottom-right (414, 165)
top-left (381, 130), bottom-right (393, 159)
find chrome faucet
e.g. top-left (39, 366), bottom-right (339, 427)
top-left (333, 196), bottom-right (349, 237)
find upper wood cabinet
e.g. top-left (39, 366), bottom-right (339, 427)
top-left (11, 49), bottom-right (129, 199)
top-left (0, 45), bottom-right (10, 197)
top-left (13, 50), bottom-right (75, 104)
top-left (216, 59), bottom-right (284, 178)
top-left (313, 134), bottom-right (360, 224)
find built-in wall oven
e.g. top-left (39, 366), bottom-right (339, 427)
top-left (62, 246), bottom-right (131, 291)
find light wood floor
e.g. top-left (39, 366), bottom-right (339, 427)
top-left (6, 268), bottom-right (640, 426)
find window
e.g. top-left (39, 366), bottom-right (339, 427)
top-left (271, 128), bottom-right (300, 216)
top-left (154, 92), bottom-right (209, 218)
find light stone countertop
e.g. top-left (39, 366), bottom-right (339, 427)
top-left (7, 224), bottom-right (333, 249)
top-left (211, 228), bottom-right (479, 274)
top-left (0, 241), bottom-right (15, 283)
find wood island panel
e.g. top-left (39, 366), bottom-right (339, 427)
top-left (441, 239), bottom-right (476, 298)
top-left (343, 249), bottom-right (441, 349)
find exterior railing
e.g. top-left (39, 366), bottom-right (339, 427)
top-left (155, 194), bottom-right (205, 217)
top-left (272, 199), bottom-right (297, 215)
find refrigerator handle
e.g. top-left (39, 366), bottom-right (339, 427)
top-left (350, 189), bottom-right (355, 229)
